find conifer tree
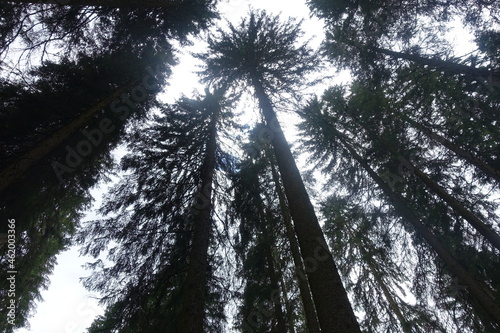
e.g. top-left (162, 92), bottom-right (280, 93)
top-left (298, 89), bottom-right (500, 330)
top-left (199, 10), bottom-right (361, 332)
top-left (78, 90), bottom-right (234, 332)
top-left (231, 129), bottom-right (316, 333)
top-left (0, 0), bottom-right (218, 68)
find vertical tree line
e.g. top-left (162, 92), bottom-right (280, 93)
top-left (0, 1), bottom-right (498, 332)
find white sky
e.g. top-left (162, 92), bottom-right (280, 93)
top-left (14, 0), bottom-right (477, 332)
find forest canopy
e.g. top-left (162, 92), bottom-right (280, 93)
top-left (0, 0), bottom-right (499, 332)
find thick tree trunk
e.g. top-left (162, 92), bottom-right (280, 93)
top-left (252, 77), bottom-right (361, 333)
top-left (402, 115), bottom-right (500, 183)
top-left (373, 46), bottom-right (500, 84)
top-left (177, 102), bottom-right (218, 332)
top-left (335, 131), bottom-right (500, 325)
top-left (270, 159), bottom-right (321, 333)
top-left (0, 80), bottom-right (137, 193)
top-left (0, 0), bottom-right (178, 7)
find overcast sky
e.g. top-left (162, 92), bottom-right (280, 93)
top-left (15, 0), bottom-right (476, 332)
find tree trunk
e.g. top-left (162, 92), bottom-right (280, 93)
top-left (402, 114), bottom-right (500, 183)
top-left (270, 159), bottom-right (321, 333)
top-left (334, 130), bottom-right (500, 325)
top-left (0, 80), bottom-right (137, 193)
top-left (177, 101), bottom-right (218, 333)
top-left (389, 148), bottom-right (500, 251)
top-left (372, 46), bottom-right (500, 84)
top-left (260, 216), bottom-right (288, 333)
top-left (278, 274), bottom-right (297, 333)
top-left (0, 0), bottom-right (179, 8)
top-left (251, 76), bottom-right (361, 333)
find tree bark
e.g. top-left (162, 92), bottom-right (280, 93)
top-left (260, 216), bottom-right (288, 333)
top-left (177, 100), bottom-right (218, 333)
top-left (0, 0), bottom-right (179, 7)
top-left (252, 76), bottom-right (361, 333)
top-left (334, 130), bottom-right (500, 325)
top-left (402, 114), bottom-right (500, 183)
top-left (278, 274), bottom-right (297, 333)
top-left (270, 159), bottom-right (321, 333)
top-left (0, 80), bottom-right (137, 193)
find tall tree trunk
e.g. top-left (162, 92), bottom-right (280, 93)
top-left (344, 225), bottom-right (412, 333)
top-left (402, 114), bottom-right (500, 183)
top-left (260, 215), bottom-right (288, 333)
top-left (270, 159), bottom-right (321, 333)
top-left (0, 80), bottom-right (137, 193)
top-left (177, 102), bottom-right (218, 332)
top-left (389, 148), bottom-right (500, 251)
top-left (278, 273), bottom-right (297, 333)
top-left (372, 46), bottom-right (500, 84)
top-left (0, 0), bottom-right (180, 8)
top-left (251, 76), bottom-right (361, 333)
top-left (333, 129), bottom-right (500, 325)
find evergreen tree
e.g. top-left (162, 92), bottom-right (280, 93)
top-left (298, 88), bottom-right (500, 330)
top-left (77, 90), bottom-right (234, 332)
top-left (0, 1), bottom-right (217, 328)
top-left (199, 10), bottom-right (361, 332)
top-left (0, 0), bottom-right (218, 68)
top-left (231, 128), bottom-right (316, 332)
top-left (322, 195), bottom-right (446, 333)
top-left (0, 49), bottom-right (168, 332)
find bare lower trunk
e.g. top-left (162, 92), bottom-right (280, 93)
top-left (261, 219), bottom-right (288, 333)
top-left (278, 275), bottom-right (296, 333)
top-left (252, 77), bottom-right (361, 333)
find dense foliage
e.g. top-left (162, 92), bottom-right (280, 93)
top-left (0, 1), bottom-right (498, 332)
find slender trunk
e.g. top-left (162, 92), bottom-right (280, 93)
top-left (260, 216), bottom-right (288, 333)
top-left (252, 76), bottom-right (361, 333)
top-left (277, 274), bottom-right (296, 333)
top-left (0, 0), bottom-right (178, 7)
top-left (270, 159), bottom-right (321, 333)
top-left (177, 105), bottom-right (218, 332)
top-left (372, 46), bottom-right (500, 84)
top-left (0, 80), bottom-right (137, 193)
top-left (344, 225), bottom-right (411, 333)
top-left (402, 115), bottom-right (500, 183)
top-left (334, 130), bottom-right (500, 325)
top-left (389, 148), bottom-right (500, 251)
top-left (415, 167), bottom-right (500, 250)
